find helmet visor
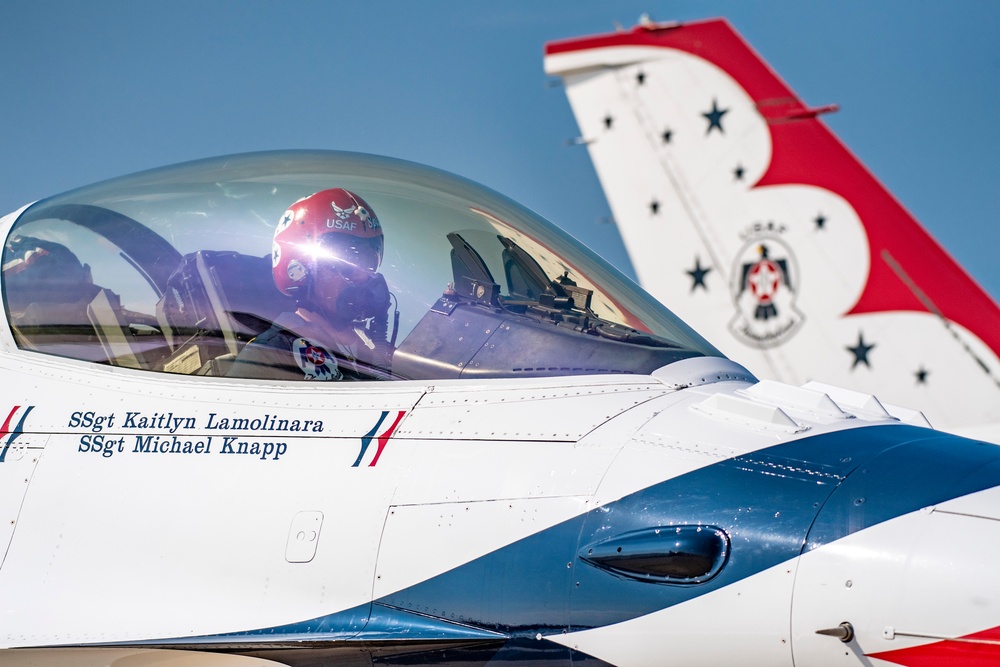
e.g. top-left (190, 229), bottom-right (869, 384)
top-left (317, 233), bottom-right (383, 275)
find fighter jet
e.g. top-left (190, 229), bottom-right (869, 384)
top-left (1, 151), bottom-right (998, 666)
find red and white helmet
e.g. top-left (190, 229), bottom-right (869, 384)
top-left (271, 188), bottom-right (384, 297)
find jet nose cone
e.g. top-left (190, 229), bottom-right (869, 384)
top-left (792, 431), bottom-right (1000, 665)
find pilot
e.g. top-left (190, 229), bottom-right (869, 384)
top-left (228, 188), bottom-right (393, 380)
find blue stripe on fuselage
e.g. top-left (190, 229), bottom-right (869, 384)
top-left (166, 424), bottom-right (1000, 646)
top-left (377, 424), bottom-right (1000, 635)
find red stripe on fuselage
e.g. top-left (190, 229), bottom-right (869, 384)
top-left (868, 626), bottom-right (1000, 666)
top-left (369, 410), bottom-right (406, 468)
top-left (0, 405), bottom-right (19, 440)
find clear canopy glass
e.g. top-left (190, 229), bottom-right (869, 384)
top-left (2, 151), bottom-right (719, 381)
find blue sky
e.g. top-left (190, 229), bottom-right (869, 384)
top-left (2, 1), bottom-right (998, 298)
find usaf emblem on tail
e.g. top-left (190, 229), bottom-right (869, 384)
top-left (730, 237), bottom-right (804, 348)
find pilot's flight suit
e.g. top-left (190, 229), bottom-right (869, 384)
top-left (227, 311), bottom-right (381, 381)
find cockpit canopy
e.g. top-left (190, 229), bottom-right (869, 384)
top-left (1, 151), bottom-right (719, 381)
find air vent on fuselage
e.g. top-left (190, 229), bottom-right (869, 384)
top-left (579, 525), bottom-right (730, 584)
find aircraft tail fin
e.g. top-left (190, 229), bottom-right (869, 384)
top-left (544, 18), bottom-right (1000, 435)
